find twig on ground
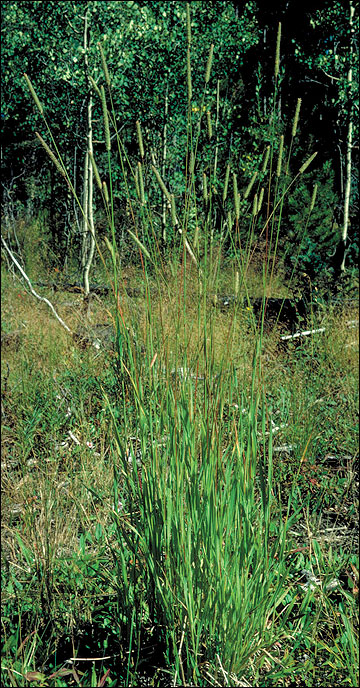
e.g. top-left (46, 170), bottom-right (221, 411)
top-left (280, 327), bottom-right (325, 341)
top-left (1, 235), bottom-right (73, 334)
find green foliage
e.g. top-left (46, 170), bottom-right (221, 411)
top-left (2, 0), bottom-right (358, 281)
top-left (283, 161), bottom-right (340, 279)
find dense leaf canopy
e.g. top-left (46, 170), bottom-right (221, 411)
top-left (1, 0), bottom-right (358, 277)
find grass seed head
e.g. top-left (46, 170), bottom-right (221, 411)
top-left (152, 165), bottom-right (171, 201)
top-left (275, 23), bottom-right (281, 79)
top-left (89, 151), bottom-right (102, 191)
top-left (135, 165), bottom-right (141, 200)
top-left (100, 85), bottom-right (111, 151)
top-left (24, 74), bottom-right (44, 115)
top-left (186, 2), bottom-right (191, 45)
top-left (310, 184), bottom-right (318, 212)
top-left (36, 132), bottom-right (65, 178)
top-left (189, 150), bottom-right (195, 176)
top-left (276, 135), bottom-right (284, 178)
top-left (299, 152), bottom-right (318, 174)
top-left (262, 146), bottom-right (270, 174)
top-left (102, 180), bottom-right (109, 204)
top-left (203, 173), bottom-right (208, 203)
top-left (233, 173), bottom-right (239, 219)
top-left (138, 162), bottom-right (145, 204)
top-left (252, 193), bottom-right (258, 216)
top-left (292, 98), bottom-right (302, 138)
top-left (244, 171), bottom-right (258, 199)
top-left (257, 187), bottom-right (265, 214)
top-left (223, 163), bottom-right (231, 203)
top-left (187, 47), bottom-right (193, 101)
top-left (207, 110), bottom-right (213, 139)
top-left (89, 75), bottom-right (102, 99)
top-left (205, 44), bottom-right (214, 84)
top-left (98, 42), bottom-right (111, 88)
top-left (136, 120), bottom-right (145, 159)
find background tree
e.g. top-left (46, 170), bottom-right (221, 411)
top-left (1, 0), bottom-right (358, 286)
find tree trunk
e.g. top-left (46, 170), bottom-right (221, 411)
top-left (81, 151), bottom-right (89, 269)
top-left (340, 2), bottom-right (355, 272)
top-left (80, 5), bottom-right (95, 301)
top-left (341, 119), bottom-right (352, 272)
top-left (83, 110), bottom-right (95, 298)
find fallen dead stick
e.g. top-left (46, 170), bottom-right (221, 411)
top-left (66, 656), bottom-right (115, 662)
top-left (280, 319), bottom-right (358, 341)
top-left (1, 235), bottom-right (73, 334)
top-left (280, 327), bottom-right (325, 341)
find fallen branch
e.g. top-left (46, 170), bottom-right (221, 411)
top-left (1, 235), bottom-right (73, 334)
top-left (280, 327), bottom-right (325, 341)
top-left (281, 319), bottom-right (358, 342)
